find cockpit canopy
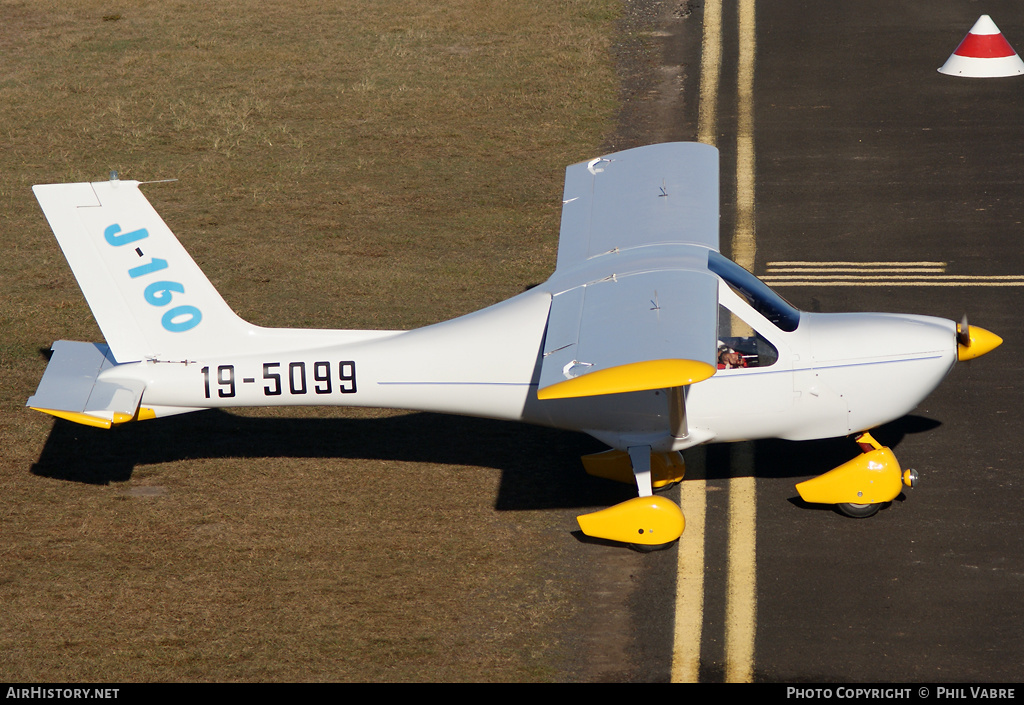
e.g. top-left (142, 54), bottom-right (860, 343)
top-left (708, 251), bottom-right (800, 332)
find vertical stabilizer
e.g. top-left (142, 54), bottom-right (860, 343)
top-left (33, 179), bottom-right (253, 362)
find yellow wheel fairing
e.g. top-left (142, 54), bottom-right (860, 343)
top-left (577, 495), bottom-right (685, 546)
top-left (795, 447), bottom-right (903, 506)
top-left (581, 449), bottom-right (686, 488)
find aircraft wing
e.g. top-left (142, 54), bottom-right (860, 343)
top-left (555, 142), bottom-right (719, 269)
top-left (538, 143), bottom-right (720, 400)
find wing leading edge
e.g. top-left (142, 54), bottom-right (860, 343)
top-left (538, 143), bottom-right (721, 400)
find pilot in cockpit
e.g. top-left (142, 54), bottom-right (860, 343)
top-left (717, 345), bottom-right (747, 369)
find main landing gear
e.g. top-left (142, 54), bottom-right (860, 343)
top-left (574, 448), bottom-right (686, 549)
top-left (795, 432), bottom-right (917, 517)
top-left (574, 431), bottom-right (914, 548)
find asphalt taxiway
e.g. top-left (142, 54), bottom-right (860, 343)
top-left (605, 0), bottom-right (1024, 682)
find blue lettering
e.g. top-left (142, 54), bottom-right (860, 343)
top-left (108, 224), bottom-right (202, 332)
top-left (144, 280), bottom-right (185, 306)
top-left (104, 224), bottom-right (149, 246)
top-left (162, 305), bottom-right (202, 332)
top-left (128, 257), bottom-right (169, 278)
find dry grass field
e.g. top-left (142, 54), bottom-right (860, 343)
top-left (0, 0), bottom-right (649, 682)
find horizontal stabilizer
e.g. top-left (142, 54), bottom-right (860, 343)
top-left (27, 341), bottom-right (144, 429)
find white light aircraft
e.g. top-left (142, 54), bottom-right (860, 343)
top-left (28, 143), bottom-right (1001, 548)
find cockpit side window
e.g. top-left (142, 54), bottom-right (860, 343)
top-left (717, 304), bottom-right (779, 370)
top-left (708, 251), bottom-right (800, 332)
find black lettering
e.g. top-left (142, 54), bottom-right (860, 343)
top-left (263, 362), bottom-right (281, 396)
top-left (339, 361), bottom-right (357, 394)
top-left (217, 365), bottom-right (235, 398)
top-left (313, 361), bottom-right (332, 394)
top-left (289, 362), bottom-right (307, 395)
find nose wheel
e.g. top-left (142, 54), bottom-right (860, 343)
top-left (796, 433), bottom-right (916, 516)
top-left (836, 502), bottom-right (883, 519)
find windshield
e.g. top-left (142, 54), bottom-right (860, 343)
top-left (708, 251), bottom-right (801, 332)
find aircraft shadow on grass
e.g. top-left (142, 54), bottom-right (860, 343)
top-left (30, 409), bottom-right (940, 512)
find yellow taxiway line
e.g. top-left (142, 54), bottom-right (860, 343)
top-left (763, 261), bottom-right (1024, 286)
top-left (672, 0), bottom-right (723, 680)
top-left (672, 0), bottom-right (759, 684)
top-left (672, 452), bottom-right (706, 683)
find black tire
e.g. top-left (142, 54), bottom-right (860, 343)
top-left (836, 502), bottom-right (881, 518)
top-left (629, 541), bottom-right (678, 553)
top-left (653, 480), bottom-right (681, 493)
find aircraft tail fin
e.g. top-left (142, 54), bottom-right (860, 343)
top-left (33, 178), bottom-right (253, 362)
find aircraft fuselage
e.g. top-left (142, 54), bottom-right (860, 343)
top-left (103, 273), bottom-right (960, 454)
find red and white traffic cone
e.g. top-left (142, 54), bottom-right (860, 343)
top-left (938, 15), bottom-right (1024, 77)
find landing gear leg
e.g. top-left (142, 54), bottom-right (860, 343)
top-left (580, 448), bottom-right (685, 489)
top-left (628, 445), bottom-right (653, 498)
